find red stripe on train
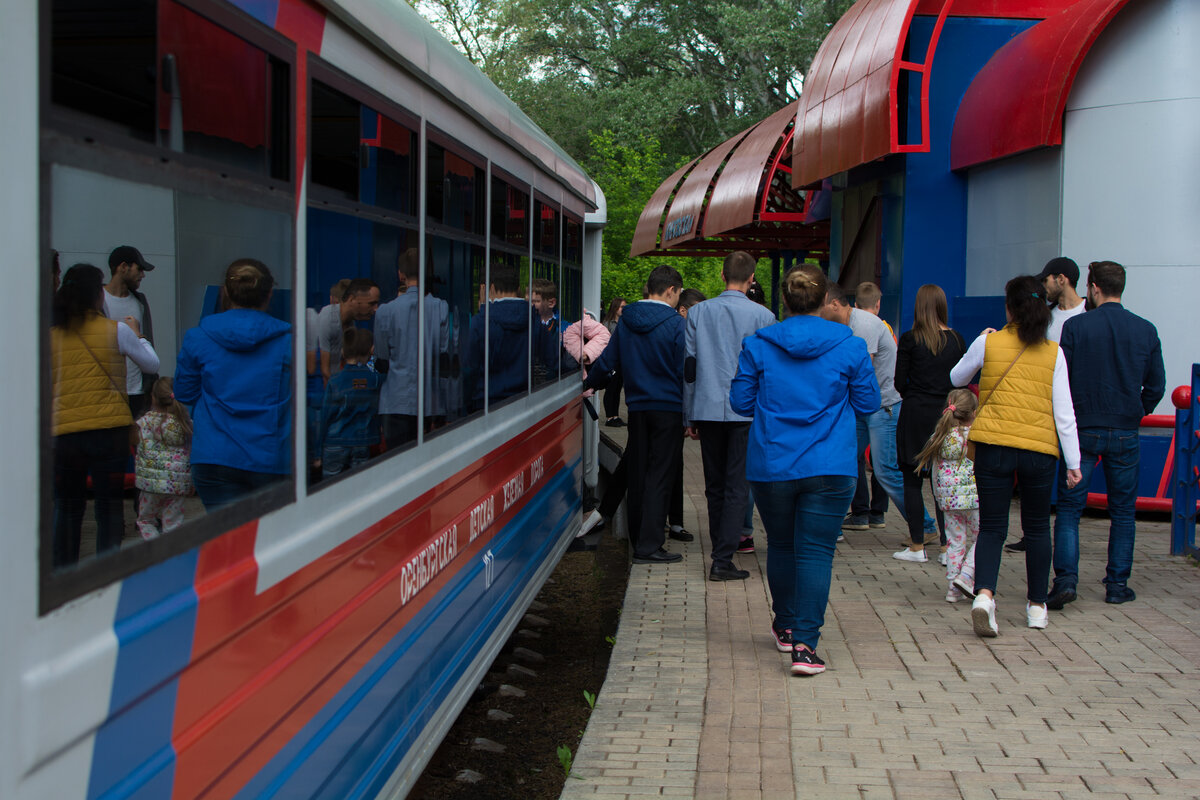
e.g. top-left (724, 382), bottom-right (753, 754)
top-left (171, 402), bottom-right (581, 799)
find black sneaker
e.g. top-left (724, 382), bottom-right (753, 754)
top-left (868, 514), bottom-right (887, 529)
top-left (1005, 538), bottom-right (1028, 552)
top-left (605, 417), bottom-right (626, 428)
top-left (737, 536), bottom-right (755, 553)
top-left (791, 646), bottom-right (825, 676)
top-left (842, 514), bottom-right (868, 531)
top-left (1105, 586), bottom-right (1136, 604)
top-left (771, 626), bottom-right (793, 653)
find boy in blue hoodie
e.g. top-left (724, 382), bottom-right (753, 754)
top-left (587, 265), bottom-right (686, 564)
top-left (320, 327), bottom-right (383, 477)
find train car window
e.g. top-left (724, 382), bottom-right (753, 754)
top-left (305, 209), bottom-right (413, 485)
top-left (531, 200), bottom-right (561, 389)
top-left (423, 236), bottom-right (485, 436)
top-left (491, 177), bottom-right (529, 247)
top-left (44, 163), bottom-right (294, 608)
top-left (427, 142), bottom-right (484, 234)
top-left (560, 214), bottom-right (584, 378)
top-left (310, 80), bottom-right (418, 214)
top-left (50, 0), bottom-right (290, 180)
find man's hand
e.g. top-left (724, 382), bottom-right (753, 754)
top-left (980, 327), bottom-right (997, 336)
top-left (124, 316), bottom-right (142, 337)
top-left (1065, 468), bottom-right (1083, 489)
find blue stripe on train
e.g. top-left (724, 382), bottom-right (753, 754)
top-left (232, 460), bottom-right (581, 800)
top-left (88, 550), bottom-right (200, 800)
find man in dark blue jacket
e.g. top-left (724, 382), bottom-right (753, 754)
top-left (1049, 261), bottom-right (1165, 609)
top-left (587, 265), bottom-right (686, 563)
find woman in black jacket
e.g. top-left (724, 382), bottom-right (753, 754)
top-left (894, 285), bottom-right (966, 562)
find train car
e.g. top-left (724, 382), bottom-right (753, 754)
top-left (0, 0), bottom-right (604, 798)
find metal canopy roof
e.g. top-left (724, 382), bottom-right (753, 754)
top-left (791, 0), bottom-right (961, 188)
top-left (630, 102), bottom-right (830, 259)
top-left (950, 0), bottom-right (1132, 170)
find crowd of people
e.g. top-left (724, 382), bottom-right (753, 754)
top-left (589, 253), bottom-right (1165, 677)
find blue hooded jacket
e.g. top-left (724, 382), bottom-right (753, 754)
top-left (175, 309), bottom-right (293, 475)
top-left (730, 315), bottom-right (880, 482)
top-left (586, 300), bottom-right (684, 412)
top-left (467, 298), bottom-right (558, 408)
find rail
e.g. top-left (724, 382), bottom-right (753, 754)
top-left (1171, 363), bottom-right (1200, 557)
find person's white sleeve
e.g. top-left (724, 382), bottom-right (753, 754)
top-left (950, 333), bottom-right (987, 386)
top-left (117, 321), bottom-right (160, 374)
top-left (305, 308), bottom-right (319, 352)
top-left (1052, 348), bottom-right (1080, 469)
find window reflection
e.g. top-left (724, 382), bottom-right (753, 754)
top-left (48, 165), bottom-right (293, 567)
top-left (428, 141), bottom-right (484, 232)
top-left (425, 236), bottom-right (484, 434)
top-left (470, 255), bottom-right (530, 410)
top-left (561, 216), bottom-right (584, 377)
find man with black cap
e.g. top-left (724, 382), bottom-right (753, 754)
top-left (1038, 256), bottom-right (1085, 343)
top-left (104, 245), bottom-right (158, 418)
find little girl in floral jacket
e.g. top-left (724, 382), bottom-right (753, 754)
top-left (134, 377), bottom-right (193, 539)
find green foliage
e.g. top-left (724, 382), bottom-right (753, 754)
top-left (556, 744), bottom-right (573, 776)
top-left (583, 689), bottom-right (597, 709)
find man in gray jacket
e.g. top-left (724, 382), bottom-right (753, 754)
top-left (684, 251), bottom-right (776, 580)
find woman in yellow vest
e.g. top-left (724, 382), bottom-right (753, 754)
top-left (949, 275), bottom-right (1081, 637)
top-left (51, 264), bottom-right (159, 566)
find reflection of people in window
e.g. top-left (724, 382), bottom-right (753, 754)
top-left (318, 278), bottom-right (379, 385)
top-left (175, 258), bottom-right (292, 510)
top-left (320, 328), bottom-right (382, 476)
top-left (51, 264), bottom-right (160, 566)
top-left (375, 249), bottom-right (448, 448)
top-left (467, 263), bottom-right (556, 409)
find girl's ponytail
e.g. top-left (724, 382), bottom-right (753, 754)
top-left (151, 377), bottom-right (193, 443)
top-left (913, 388), bottom-right (979, 473)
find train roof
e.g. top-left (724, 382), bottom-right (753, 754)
top-left (320, 0), bottom-right (597, 209)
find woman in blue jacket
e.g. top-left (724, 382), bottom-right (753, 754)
top-left (175, 258), bottom-right (292, 510)
top-left (730, 265), bottom-right (879, 676)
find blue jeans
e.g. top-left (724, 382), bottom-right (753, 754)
top-left (972, 443), bottom-right (1057, 603)
top-left (857, 404), bottom-right (935, 531)
top-left (752, 475), bottom-right (856, 652)
top-left (192, 463), bottom-right (284, 512)
top-left (323, 445), bottom-right (371, 476)
top-left (1053, 428), bottom-right (1140, 591)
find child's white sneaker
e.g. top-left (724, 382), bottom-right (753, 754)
top-left (939, 551), bottom-right (948, 566)
top-left (971, 594), bottom-right (998, 637)
top-left (946, 586), bottom-right (965, 603)
top-left (1026, 602), bottom-right (1048, 630)
top-left (952, 573), bottom-right (976, 598)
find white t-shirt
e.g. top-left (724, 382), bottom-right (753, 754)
top-left (1046, 302), bottom-right (1085, 343)
top-left (104, 290), bottom-right (146, 394)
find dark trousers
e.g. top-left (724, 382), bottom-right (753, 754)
top-left (602, 374), bottom-right (624, 419)
top-left (851, 443), bottom-right (888, 517)
top-left (901, 463), bottom-right (944, 546)
top-left (599, 452), bottom-right (627, 519)
top-left (192, 463), bottom-right (282, 512)
top-left (381, 414), bottom-right (418, 450)
top-left (53, 427), bottom-right (130, 567)
top-left (670, 449), bottom-right (684, 528)
top-left (697, 421), bottom-right (751, 568)
top-left (626, 410), bottom-right (683, 558)
top-left (972, 442), bottom-right (1057, 603)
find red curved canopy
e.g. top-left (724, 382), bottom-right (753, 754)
top-left (951, 0), bottom-right (1132, 170)
top-left (630, 102), bottom-right (828, 258)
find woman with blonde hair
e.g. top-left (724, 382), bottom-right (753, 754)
top-left (731, 265), bottom-right (879, 675)
top-left (893, 284), bottom-right (967, 563)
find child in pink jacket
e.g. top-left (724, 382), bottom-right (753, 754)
top-left (562, 310), bottom-right (610, 397)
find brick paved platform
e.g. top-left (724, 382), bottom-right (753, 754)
top-left (562, 435), bottom-right (1200, 799)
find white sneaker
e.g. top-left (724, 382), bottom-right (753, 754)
top-left (892, 548), bottom-right (928, 563)
top-left (952, 574), bottom-right (976, 598)
top-left (971, 594), bottom-right (998, 637)
top-left (939, 551), bottom-right (948, 566)
top-left (1026, 602), bottom-right (1048, 630)
top-left (579, 509), bottom-right (602, 537)
top-left (946, 586), bottom-right (965, 603)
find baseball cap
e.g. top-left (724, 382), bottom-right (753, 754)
top-left (108, 245), bottom-right (156, 273)
top-left (1035, 256), bottom-right (1078, 285)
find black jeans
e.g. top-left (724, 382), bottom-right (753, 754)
top-left (603, 374), bottom-right (624, 419)
top-left (851, 444), bottom-right (888, 517)
top-left (972, 442), bottom-right (1057, 603)
top-left (625, 410), bottom-right (683, 557)
top-left (381, 414), bottom-right (418, 450)
top-left (901, 463), bottom-right (944, 546)
top-left (53, 426), bottom-right (130, 567)
top-left (697, 421), bottom-right (751, 568)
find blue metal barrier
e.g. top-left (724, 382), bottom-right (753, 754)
top-left (1171, 363), bottom-right (1200, 557)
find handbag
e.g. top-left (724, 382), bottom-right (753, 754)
top-left (965, 341), bottom-right (1030, 461)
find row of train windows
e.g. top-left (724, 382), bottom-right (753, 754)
top-left (45, 162), bottom-right (584, 607)
top-left (42, 0), bottom-right (587, 608)
top-left (49, 0), bottom-right (564, 250)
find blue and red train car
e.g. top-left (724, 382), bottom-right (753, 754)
top-left (0, 0), bottom-right (603, 797)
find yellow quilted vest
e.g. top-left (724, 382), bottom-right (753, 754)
top-left (969, 325), bottom-right (1060, 458)
top-left (51, 313), bottom-right (130, 436)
